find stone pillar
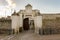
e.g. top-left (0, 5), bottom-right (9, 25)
top-left (19, 14), bottom-right (23, 32)
top-left (34, 16), bottom-right (42, 34)
top-left (11, 15), bottom-right (19, 34)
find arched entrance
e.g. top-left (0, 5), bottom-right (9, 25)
top-left (23, 18), bottom-right (29, 30)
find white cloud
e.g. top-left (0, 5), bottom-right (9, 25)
top-left (0, 0), bottom-right (16, 17)
top-left (6, 0), bottom-right (16, 8)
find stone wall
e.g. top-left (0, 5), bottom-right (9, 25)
top-left (0, 18), bottom-right (12, 34)
top-left (42, 19), bottom-right (56, 28)
top-left (41, 17), bottom-right (60, 35)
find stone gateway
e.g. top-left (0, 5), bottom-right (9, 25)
top-left (11, 4), bottom-right (60, 35)
top-left (11, 4), bottom-right (42, 34)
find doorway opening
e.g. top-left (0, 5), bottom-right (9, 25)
top-left (23, 18), bottom-right (29, 30)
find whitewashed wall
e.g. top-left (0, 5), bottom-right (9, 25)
top-left (19, 14), bottom-right (23, 27)
top-left (34, 16), bottom-right (42, 34)
top-left (11, 16), bottom-right (19, 29)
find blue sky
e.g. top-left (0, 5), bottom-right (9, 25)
top-left (0, 0), bottom-right (60, 17)
top-left (14, 0), bottom-right (60, 13)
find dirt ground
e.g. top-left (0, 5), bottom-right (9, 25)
top-left (0, 30), bottom-right (60, 40)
